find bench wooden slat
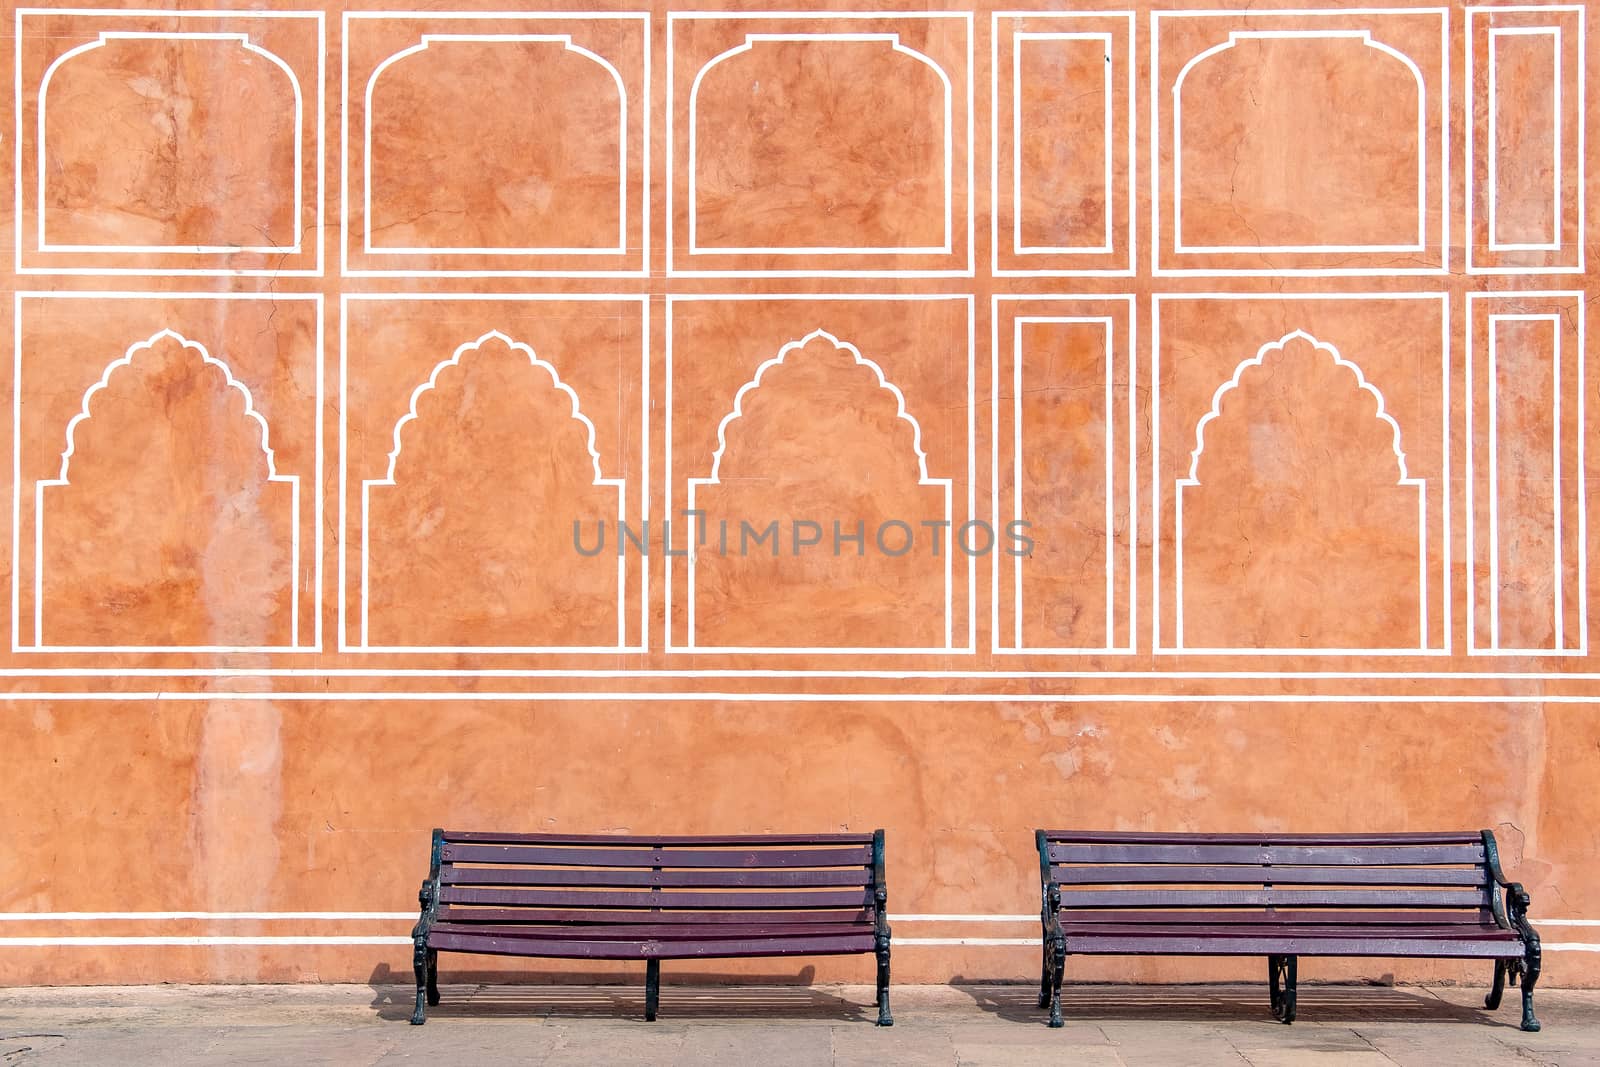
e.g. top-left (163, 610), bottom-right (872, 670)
top-left (1060, 888), bottom-right (1491, 909)
top-left (440, 844), bottom-right (871, 868)
top-left (1060, 923), bottom-right (1517, 940)
top-left (431, 922), bottom-right (872, 940)
top-left (431, 923), bottom-right (869, 940)
top-left (1042, 831), bottom-right (1484, 846)
top-left (435, 906), bottom-right (876, 925)
top-left (1060, 935), bottom-right (1525, 958)
top-left (438, 886), bottom-right (873, 910)
top-left (427, 930), bottom-right (876, 960)
top-left (441, 867), bottom-right (870, 889)
top-left (1053, 865), bottom-right (1486, 887)
top-left (1055, 909), bottom-right (1496, 926)
top-left (442, 831), bottom-right (875, 846)
top-left (1049, 843), bottom-right (1486, 866)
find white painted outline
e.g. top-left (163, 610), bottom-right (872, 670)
top-left (9, 667), bottom-right (1600, 680)
top-left (666, 295), bottom-right (975, 655)
top-left (13, 691), bottom-right (1600, 703)
top-left (363, 34), bottom-right (626, 256)
top-left (358, 331), bottom-right (630, 654)
top-left (339, 294), bottom-right (649, 656)
top-left (668, 12), bottom-right (974, 278)
top-left (1174, 31), bottom-right (1425, 254)
top-left (30, 330), bottom-right (301, 652)
top-left (1486, 28), bottom-right (1561, 251)
top-left (1465, 294), bottom-right (1588, 656)
top-left (1467, 7), bottom-right (1586, 275)
top-left (342, 12), bottom-right (649, 279)
top-left (1011, 33), bottom-right (1112, 255)
top-left (14, 9), bottom-right (323, 277)
top-left (1151, 9), bottom-right (1449, 277)
top-left (688, 34), bottom-right (951, 255)
top-left (1173, 330), bottom-right (1426, 653)
top-left (37, 32), bottom-right (301, 254)
top-left (1151, 294), bottom-right (1450, 657)
top-left (991, 298), bottom-right (1138, 656)
top-left (12, 292), bottom-right (322, 656)
top-left (993, 12), bottom-right (1136, 278)
top-left (685, 329), bottom-right (953, 652)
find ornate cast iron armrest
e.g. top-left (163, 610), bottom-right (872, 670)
top-left (1034, 831), bottom-right (1066, 942)
top-left (1504, 881), bottom-right (1538, 938)
top-left (871, 829), bottom-right (891, 942)
top-left (411, 879), bottom-right (437, 942)
top-left (1041, 882), bottom-right (1065, 941)
top-left (1481, 830), bottom-right (1538, 942)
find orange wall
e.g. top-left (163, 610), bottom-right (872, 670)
top-left (2, 0), bottom-right (1599, 987)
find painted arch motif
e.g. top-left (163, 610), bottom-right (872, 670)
top-left (1176, 330), bottom-right (1426, 651)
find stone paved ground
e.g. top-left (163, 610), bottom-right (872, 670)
top-left (3, 983), bottom-right (1598, 1065)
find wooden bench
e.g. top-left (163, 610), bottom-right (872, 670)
top-left (1035, 830), bottom-right (1542, 1031)
top-left (409, 829), bottom-right (892, 1025)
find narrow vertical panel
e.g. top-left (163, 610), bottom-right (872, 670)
top-left (1468, 295), bottom-right (1587, 656)
top-left (1488, 316), bottom-right (1560, 648)
top-left (1014, 34), bottom-right (1111, 253)
top-left (1488, 29), bottom-right (1561, 250)
top-left (1016, 319), bottom-right (1112, 650)
top-left (1467, 6), bottom-right (1585, 274)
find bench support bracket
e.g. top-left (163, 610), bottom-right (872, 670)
top-left (645, 959), bottom-right (660, 1022)
top-left (1268, 955), bottom-right (1297, 1024)
top-left (1486, 960), bottom-right (1507, 1010)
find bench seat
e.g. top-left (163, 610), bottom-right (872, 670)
top-left (409, 830), bottom-right (892, 1024)
top-left (1036, 830), bottom-right (1542, 1032)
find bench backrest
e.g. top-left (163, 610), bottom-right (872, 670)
top-left (427, 830), bottom-right (885, 927)
top-left (1037, 830), bottom-right (1504, 923)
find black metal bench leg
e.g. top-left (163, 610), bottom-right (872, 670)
top-left (426, 948), bottom-right (440, 1007)
top-left (1520, 944), bottom-right (1542, 1032)
top-left (1047, 940), bottom-right (1066, 1028)
top-left (875, 937), bottom-right (894, 1026)
top-left (409, 938), bottom-right (428, 1025)
top-left (1485, 960), bottom-right (1506, 1010)
top-left (1269, 956), bottom-right (1297, 1024)
top-left (645, 959), bottom-right (661, 1022)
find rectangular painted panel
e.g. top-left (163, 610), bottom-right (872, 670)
top-left (1488, 29), bottom-right (1561, 250)
top-left (1014, 34), bottom-right (1111, 253)
top-left (1016, 319), bottom-right (1112, 650)
top-left (1468, 297), bottom-right (1588, 654)
top-left (1467, 6), bottom-right (1586, 274)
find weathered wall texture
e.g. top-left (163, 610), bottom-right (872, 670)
top-left (1, 0), bottom-right (1598, 988)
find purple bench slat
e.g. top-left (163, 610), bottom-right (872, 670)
top-left (1053, 865), bottom-right (1488, 887)
top-left (1049, 843), bottom-right (1487, 866)
top-left (442, 831), bottom-right (875, 846)
top-left (426, 931), bottom-right (876, 961)
top-left (440, 867), bottom-right (871, 889)
top-left (440, 844), bottom-right (873, 868)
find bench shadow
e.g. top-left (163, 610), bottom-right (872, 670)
top-left (951, 979), bottom-right (1511, 1028)
top-left (368, 964), bottom-right (872, 1023)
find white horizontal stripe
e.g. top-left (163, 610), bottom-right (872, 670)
top-left (0, 936), bottom-right (412, 946)
top-left (2, 912), bottom-right (1594, 927)
top-left (16, 692), bottom-right (1600, 704)
top-left (893, 915), bottom-right (1036, 923)
top-left (0, 912), bottom-right (413, 921)
top-left (894, 938), bottom-right (1037, 946)
top-left (5, 935), bottom-right (1595, 954)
